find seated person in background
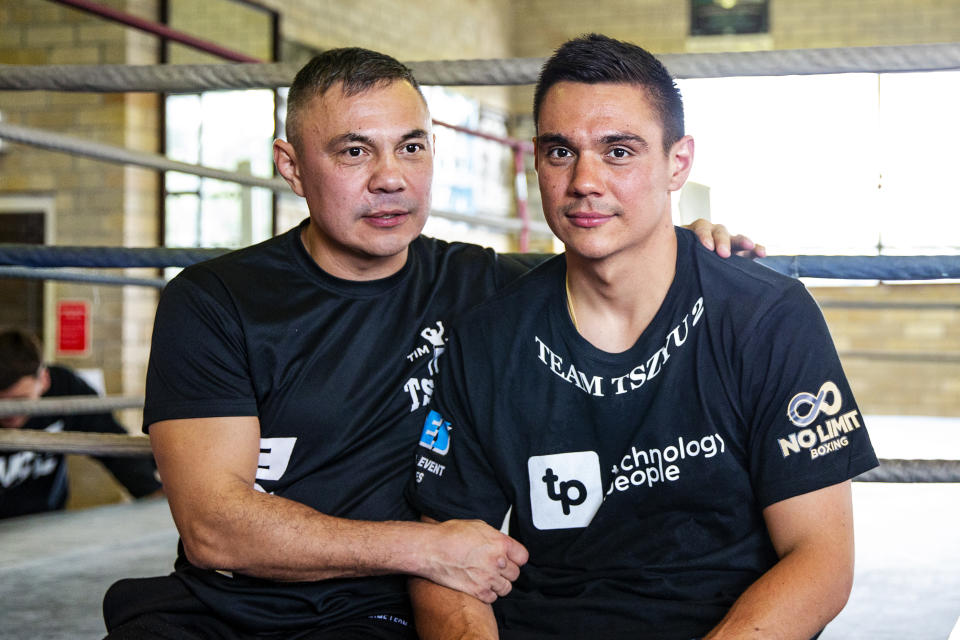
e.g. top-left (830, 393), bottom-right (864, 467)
top-left (407, 34), bottom-right (878, 640)
top-left (0, 328), bottom-right (161, 519)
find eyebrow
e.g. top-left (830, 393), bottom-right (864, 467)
top-left (328, 129), bottom-right (429, 150)
top-left (537, 131), bottom-right (650, 152)
top-left (536, 133), bottom-right (572, 148)
top-left (600, 133), bottom-right (649, 150)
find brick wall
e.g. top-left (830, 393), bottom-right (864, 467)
top-left (813, 283), bottom-right (960, 417)
top-left (0, 0), bottom-right (160, 419)
top-left (1, 0), bottom-right (958, 425)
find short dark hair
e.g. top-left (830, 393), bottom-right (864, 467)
top-left (285, 47), bottom-right (425, 151)
top-left (0, 328), bottom-right (43, 391)
top-left (533, 34), bottom-right (684, 152)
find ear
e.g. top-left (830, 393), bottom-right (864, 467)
top-left (38, 366), bottom-right (51, 395)
top-left (273, 139), bottom-right (305, 197)
top-left (431, 132), bottom-right (436, 157)
top-left (667, 135), bottom-right (694, 192)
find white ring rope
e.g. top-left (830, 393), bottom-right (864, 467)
top-left (0, 121), bottom-right (288, 192)
top-left (0, 395), bottom-right (145, 418)
top-left (0, 122), bottom-right (554, 238)
top-left (0, 429), bottom-right (151, 457)
top-left (0, 265), bottom-right (167, 288)
top-left (1, 43), bottom-right (959, 92)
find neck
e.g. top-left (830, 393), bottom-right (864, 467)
top-left (301, 224), bottom-right (408, 281)
top-left (565, 227), bottom-right (677, 353)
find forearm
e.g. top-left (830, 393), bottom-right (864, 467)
top-left (174, 483), bottom-right (433, 581)
top-left (410, 576), bottom-right (498, 640)
top-left (704, 545), bottom-right (852, 640)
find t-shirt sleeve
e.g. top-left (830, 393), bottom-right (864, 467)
top-left (739, 283), bottom-right (878, 508)
top-left (142, 269), bottom-right (258, 432)
top-left (406, 328), bottom-right (511, 528)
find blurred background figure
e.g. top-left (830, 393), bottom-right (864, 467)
top-left (0, 328), bottom-right (161, 519)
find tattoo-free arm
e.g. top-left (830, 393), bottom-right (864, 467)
top-left (410, 516), bottom-right (504, 640)
top-left (151, 417), bottom-right (524, 597)
top-left (704, 481), bottom-right (855, 639)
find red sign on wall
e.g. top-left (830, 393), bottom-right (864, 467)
top-left (57, 300), bottom-right (90, 356)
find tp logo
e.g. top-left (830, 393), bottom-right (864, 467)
top-left (527, 451), bottom-right (602, 530)
top-left (419, 410), bottom-right (451, 455)
top-left (787, 381), bottom-right (842, 427)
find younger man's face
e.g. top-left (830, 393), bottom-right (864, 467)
top-left (534, 81), bottom-right (692, 262)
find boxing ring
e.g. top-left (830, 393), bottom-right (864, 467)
top-left (1, 4), bottom-right (960, 638)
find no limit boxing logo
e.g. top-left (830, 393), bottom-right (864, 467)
top-left (779, 380), bottom-right (864, 459)
top-left (528, 451), bottom-right (602, 530)
top-left (787, 381), bottom-right (842, 427)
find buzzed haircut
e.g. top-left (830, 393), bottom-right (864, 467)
top-left (285, 47), bottom-right (425, 151)
top-left (0, 328), bottom-right (43, 391)
top-left (533, 33), bottom-right (685, 152)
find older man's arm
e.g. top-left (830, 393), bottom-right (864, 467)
top-left (151, 417), bottom-right (524, 600)
top-left (704, 481), bottom-right (855, 640)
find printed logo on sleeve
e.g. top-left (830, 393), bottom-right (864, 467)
top-left (527, 451), bottom-right (602, 530)
top-left (779, 380), bottom-right (864, 459)
top-left (419, 409), bottom-right (452, 455)
top-left (787, 381), bottom-right (842, 426)
top-left (254, 437), bottom-right (297, 493)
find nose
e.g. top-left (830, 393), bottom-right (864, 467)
top-left (568, 154), bottom-right (604, 198)
top-left (368, 153), bottom-right (405, 193)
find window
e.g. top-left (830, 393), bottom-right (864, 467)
top-left (164, 90), bottom-right (276, 249)
top-left (676, 71), bottom-right (960, 255)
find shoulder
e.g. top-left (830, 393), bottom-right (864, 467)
top-left (162, 226), bottom-right (299, 308)
top-left (680, 228), bottom-right (814, 327)
top-left (414, 236), bottom-right (538, 285)
top-left (454, 253), bottom-right (563, 330)
top-left (43, 365), bottom-right (97, 397)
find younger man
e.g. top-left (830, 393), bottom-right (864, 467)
top-left (408, 34), bottom-right (877, 640)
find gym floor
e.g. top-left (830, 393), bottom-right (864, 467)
top-left (1, 417), bottom-right (957, 639)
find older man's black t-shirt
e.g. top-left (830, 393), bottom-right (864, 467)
top-left (143, 221), bottom-right (527, 631)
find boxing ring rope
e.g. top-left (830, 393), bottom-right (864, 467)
top-left (3, 42), bottom-right (960, 93)
top-left (2, 244), bottom-right (959, 280)
top-left (0, 121), bottom-right (555, 240)
top-left (1, 15), bottom-right (958, 482)
top-left (2, 244), bottom-right (959, 482)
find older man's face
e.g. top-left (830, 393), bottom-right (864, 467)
top-left (281, 80), bottom-right (435, 279)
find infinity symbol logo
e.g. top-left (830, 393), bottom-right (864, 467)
top-left (787, 381), bottom-right (842, 427)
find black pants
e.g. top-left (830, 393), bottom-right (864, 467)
top-left (103, 575), bottom-right (417, 640)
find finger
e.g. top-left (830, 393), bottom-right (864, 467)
top-left (753, 243), bottom-right (767, 258)
top-left (476, 587), bottom-right (498, 604)
top-left (491, 576), bottom-right (513, 597)
top-left (506, 539), bottom-right (529, 566)
top-left (710, 224), bottom-right (732, 258)
top-left (500, 561), bottom-right (521, 582)
top-left (689, 218), bottom-right (715, 250)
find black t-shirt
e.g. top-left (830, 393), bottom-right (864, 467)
top-left (143, 220), bottom-right (528, 631)
top-left (408, 227), bottom-right (878, 640)
top-left (0, 365), bottom-right (160, 519)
